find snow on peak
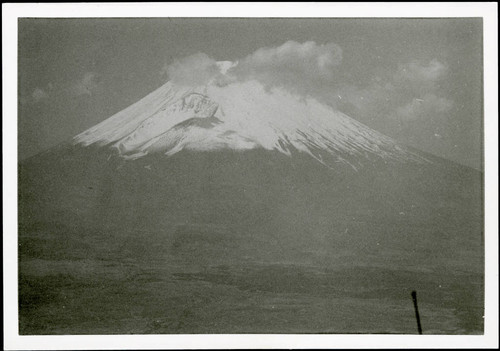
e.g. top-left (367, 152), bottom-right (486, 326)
top-left (73, 78), bottom-right (425, 168)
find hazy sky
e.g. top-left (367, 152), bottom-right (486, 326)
top-left (18, 18), bottom-right (483, 169)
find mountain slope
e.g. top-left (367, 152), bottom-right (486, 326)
top-left (18, 143), bottom-right (483, 334)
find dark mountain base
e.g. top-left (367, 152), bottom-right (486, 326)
top-left (18, 145), bottom-right (483, 334)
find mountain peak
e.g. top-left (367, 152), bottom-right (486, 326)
top-left (73, 78), bottom-right (427, 169)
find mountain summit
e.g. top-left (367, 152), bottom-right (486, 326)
top-left (74, 62), bottom-right (424, 170)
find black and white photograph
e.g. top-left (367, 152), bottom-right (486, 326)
top-left (3, 2), bottom-right (498, 350)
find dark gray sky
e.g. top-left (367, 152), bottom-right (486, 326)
top-left (18, 18), bottom-right (483, 169)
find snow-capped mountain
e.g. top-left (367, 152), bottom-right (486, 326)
top-left (73, 62), bottom-right (425, 169)
top-left (18, 61), bottom-right (483, 335)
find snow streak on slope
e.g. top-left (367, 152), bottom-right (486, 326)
top-left (74, 64), bottom-right (426, 168)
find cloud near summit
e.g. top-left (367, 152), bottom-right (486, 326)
top-left (162, 42), bottom-right (453, 141)
top-left (161, 53), bottom-right (221, 86)
top-left (231, 41), bottom-right (342, 89)
top-left (162, 41), bottom-right (343, 93)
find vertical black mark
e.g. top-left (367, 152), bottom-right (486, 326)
top-left (411, 290), bottom-right (423, 334)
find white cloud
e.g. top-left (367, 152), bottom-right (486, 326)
top-left (394, 94), bottom-right (453, 122)
top-left (393, 59), bottom-right (448, 94)
top-left (337, 59), bottom-right (452, 125)
top-left (72, 72), bottom-right (100, 97)
top-left (396, 59), bottom-right (447, 83)
top-left (162, 53), bottom-right (221, 86)
top-left (231, 40), bottom-right (342, 94)
top-left (161, 47), bottom-right (452, 129)
top-left (161, 41), bottom-right (343, 97)
top-left (25, 74), bottom-right (101, 104)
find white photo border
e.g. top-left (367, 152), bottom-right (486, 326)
top-left (3, 2), bottom-right (498, 349)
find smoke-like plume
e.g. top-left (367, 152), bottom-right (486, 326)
top-left (163, 53), bottom-right (221, 86)
top-left (230, 40), bottom-right (342, 95)
top-left (162, 41), bottom-right (343, 96)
